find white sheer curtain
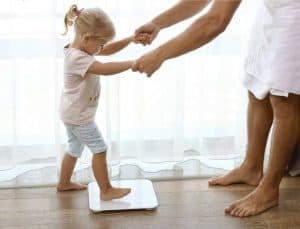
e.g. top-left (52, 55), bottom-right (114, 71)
top-left (0, 0), bottom-right (259, 188)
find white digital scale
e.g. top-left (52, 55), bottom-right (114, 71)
top-left (88, 179), bottom-right (158, 212)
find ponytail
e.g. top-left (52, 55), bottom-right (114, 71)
top-left (62, 4), bottom-right (80, 35)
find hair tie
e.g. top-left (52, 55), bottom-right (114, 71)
top-left (75, 8), bottom-right (84, 16)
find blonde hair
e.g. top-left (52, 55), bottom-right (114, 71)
top-left (62, 4), bottom-right (115, 41)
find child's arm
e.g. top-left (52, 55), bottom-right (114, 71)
top-left (87, 60), bottom-right (133, 75)
top-left (98, 36), bottom-right (134, 56)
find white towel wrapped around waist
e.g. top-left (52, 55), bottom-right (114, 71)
top-left (243, 73), bottom-right (288, 100)
top-left (244, 0), bottom-right (300, 97)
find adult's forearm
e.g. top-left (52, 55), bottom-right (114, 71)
top-left (151, 0), bottom-right (211, 29)
top-left (155, 1), bottom-right (240, 60)
top-left (156, 15), bottom-right (224, 60)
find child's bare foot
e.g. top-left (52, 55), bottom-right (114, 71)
top-left (100, 187), bottom-right (131, 201)
top-left (56, 182), bottom-right (87, 191)
top-left (208, 164), bottom-right (263, 186)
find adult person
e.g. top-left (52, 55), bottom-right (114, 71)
top-left (133, 0), bottom-right (300, 217)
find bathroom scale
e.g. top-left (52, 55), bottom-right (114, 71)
top-left (88, 179), bottom-right (158, 212)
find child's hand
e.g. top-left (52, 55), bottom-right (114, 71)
top-left (134, 33), bottom-right (151, 45)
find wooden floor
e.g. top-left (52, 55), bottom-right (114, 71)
top-left (0, 177), bottom-right (300, 229)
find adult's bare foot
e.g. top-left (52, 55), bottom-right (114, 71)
top-left (56, 182), bottom-right (87, 191)
top-left (208, 164), bottom-right (263, 186)
top-left (224, 185), bottom-right (279, 217)
top-left (100, 187), bottom-right (131, 201)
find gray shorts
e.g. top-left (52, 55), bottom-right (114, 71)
top-left (64, 121), bottom-right (107, 158)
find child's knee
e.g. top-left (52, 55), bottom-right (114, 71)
top-left (66, 150), bottom-right (81, 158)
top-left (93, 151), bottom-right (107, 158)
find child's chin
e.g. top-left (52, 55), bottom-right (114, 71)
top-left (93, 50), bottom-right (101, 55)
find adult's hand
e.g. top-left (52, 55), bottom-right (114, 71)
top-left (132, 49), bottom-right (165, 77)
top-left (134, 22), bottom-right (160, 45)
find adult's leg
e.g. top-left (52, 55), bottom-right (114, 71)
top-left (226, 94), bottom-right (300, 217)
top-left (209, 92), bottom-right (273, 186)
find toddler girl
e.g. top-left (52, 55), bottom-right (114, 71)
top-left (57, 4), bottom-right (141, 201)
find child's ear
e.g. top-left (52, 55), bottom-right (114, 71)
top-left (82, 33), bottom-right (92, 42)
